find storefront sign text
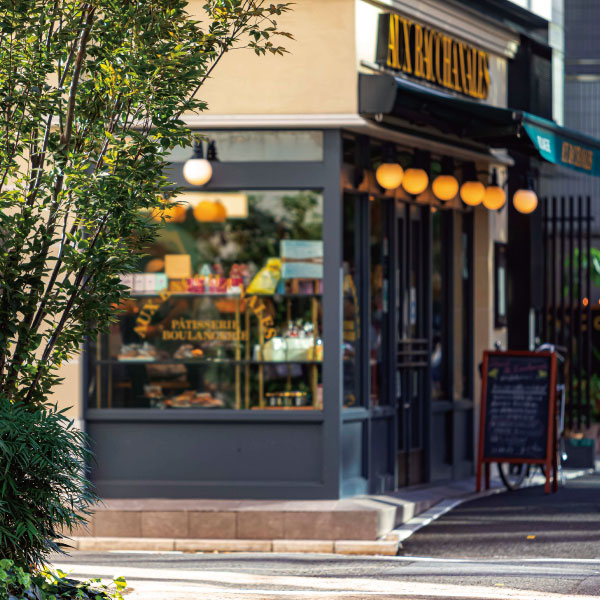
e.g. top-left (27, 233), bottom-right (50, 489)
top-left (376, 13), bottom-right (490, 100)
top-left (561, 141), bottom-right (593, 172)
top-left (133, 281), bottom-right (276, 340)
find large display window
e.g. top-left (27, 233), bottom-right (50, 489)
top-left (88, 190), bottom-right (324, 410)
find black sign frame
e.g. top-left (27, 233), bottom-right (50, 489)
top-left (476, 350), bottom-right (558, 494)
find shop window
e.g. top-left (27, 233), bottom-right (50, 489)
top-left (343, 194), bottom-right (361, 407)
top-left (369, 197), bottom-right (391, 406)
top-left (88, 190), bottom-right (323, 410)
top-left (166, 131), bottom-right (324, 163)
top-left (431, 211), bottom-right (448, 401)
top-left (432, 210), bottom-right (473, 402)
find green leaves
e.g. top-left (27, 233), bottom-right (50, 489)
top-left (0, 0), bottom-right (291, 566)
top-left (0, 558), bottom-right (126, 599)
top-left (0, 399), bottom-right (99, 568)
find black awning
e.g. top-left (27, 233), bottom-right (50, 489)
top-left (359, 73), bottom-right (600, 176)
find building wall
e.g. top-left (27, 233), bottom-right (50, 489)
top-left (189, 0), bottom-right (357, 116)
top-left (473, 195), bottom-right (508, 458)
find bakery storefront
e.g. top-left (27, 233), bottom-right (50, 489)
top-left (84, 1), bottom-right (541, 499)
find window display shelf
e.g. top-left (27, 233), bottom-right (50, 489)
top-left (128, 292), bottom-right (322, 299)
top-left (100, 359), bottom-right (323, 365)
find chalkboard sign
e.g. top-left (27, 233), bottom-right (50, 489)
top-left (476, 350), bottom-right (558, 494)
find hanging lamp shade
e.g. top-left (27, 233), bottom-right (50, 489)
top-left (183, 141), bottom-right (213, 186)
top-left (432, 175), bottom-right (459, 201)
top-left (482, 169), bottom-right (506, 210)
top-left (432, 157), bottom-right (458, 201)
top-left (402, 168), bottom-right (428, 195)
top-left (402, 150), bottom-right (430, 196)
top-left (193, 199), bottom-right (226, 222)
top-left (513, 189), bottom-right (538, 214)
top-left (375, 143), bottom-right (404, 190)
top-left (459, 162), bottom-right (485, 206)
top-left (460, 180), bottom-right (485, 206)
top-left (376, 162), bottom-right (404, 189)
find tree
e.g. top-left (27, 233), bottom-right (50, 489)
top-left (0, 0), bottom-right (291, 566)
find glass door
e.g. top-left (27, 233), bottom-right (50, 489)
top-left (396, 202), bottom-right (429, 486)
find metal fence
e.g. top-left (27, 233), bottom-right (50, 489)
top-left (540, 196), bottom-right (593, 430)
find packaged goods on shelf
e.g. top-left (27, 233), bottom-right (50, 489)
top-left (280, 240), bottom-right (323, 279)
top-left (119, 273), bottom-right (133, 290)
top-left (246, 258), bottom-right (281, 294)
top-left (131, 273), bottom-right (168, 294)
top-left (165, 254), bottom-right (192, 279)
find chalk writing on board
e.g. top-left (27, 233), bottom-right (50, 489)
top-left (483, 355), bottom-right (551, 460)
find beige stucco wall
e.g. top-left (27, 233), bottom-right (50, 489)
top-left (472, 189), bottom-right (508, 457)
top-left (50, 358), bottom-right (82, 425)
top-left (190, 0), bottom-right (357, 116)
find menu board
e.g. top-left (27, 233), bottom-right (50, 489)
top-left (482, 353), bottom-right (552, 460)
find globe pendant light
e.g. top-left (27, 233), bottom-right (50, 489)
top-left (513, 175), bottom-right (538, 214)
top-left (460, 162), bottom-right (485, 206)
top-left (183, 140), bottom-right (213, 186)
top-left (432, 156), bottom-right (459, 202)
top-left (193, 199), bottom-right (226, 223)
top-left (402, 150), bottom-right (430, 196)
top-left (375, 143), bottom-right (404, 190)
top-left (482, 169), bottom-right (506, 210)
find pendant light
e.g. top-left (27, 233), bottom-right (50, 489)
top-left (482, 169), bottom-right (506, 210)
top-left (459, 162), bottom-right (485, 206)
top-left (193, 199), bottom-right (227, 222)
top-left (402, 150), bottom-right (430, 196)
top-left (513, 175), bottom-right (538, 214)
top-left (183, 139), bottom-right (213, 186)
top-left (375, 143), bottom-right (404, 190)
top-left (432, 156), bottom-right (459, 202)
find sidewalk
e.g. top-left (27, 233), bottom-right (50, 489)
top-left (68, 468), bottom-right (591, 556)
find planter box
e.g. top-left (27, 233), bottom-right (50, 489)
top-left (562, 437), bottom-right (596, 470)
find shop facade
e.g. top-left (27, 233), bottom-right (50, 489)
top-left (56, 0), bottom-right (552, 499)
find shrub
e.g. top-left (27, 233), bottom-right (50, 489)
top-left (0, 559), bottom-right (126, 600)
top-left (0, 398), bottom-right (98, 567)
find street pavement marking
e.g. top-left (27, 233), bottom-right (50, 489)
top-left (52, 563), bottom-right (600, 600)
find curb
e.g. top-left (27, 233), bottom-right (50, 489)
top-left (70, 536), bottom-right (400, 556)
top-left (67, 468), bottom-right (595, 556)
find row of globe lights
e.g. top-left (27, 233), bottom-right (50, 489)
top-left (375, 155), bottom-right (538, 214)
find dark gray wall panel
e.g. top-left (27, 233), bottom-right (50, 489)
top-left (89, 421), bottom-right (323, 498)
top-left (341, 420), bottom-right (364, 481)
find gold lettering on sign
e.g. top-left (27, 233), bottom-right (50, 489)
top-left (399, 16), bottom-right (412, 73)
top-left (434, 32), bottom-right (443, 85)
top-left (423, 29), bottom-right (435, 81)
top-left (386, 14), bottom-right (401, 69)
top-left (377, 13), bottom-right (491, 100)
top-left (561, 141), bottom-right (593, 171)
top-left (451, 41), bottom-right (461, 92)
top-left (414, 24), bottom-right (424, 78)
top-left (442, 36), bottom-right (452, 88)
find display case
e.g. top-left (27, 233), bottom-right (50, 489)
top-left (87, 189), bottom-right (325, 411)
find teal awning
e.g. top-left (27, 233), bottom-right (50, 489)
top-left (521, 115), bottom-right (599, 175)
top-left (359, 74), bottom-right (600, 176)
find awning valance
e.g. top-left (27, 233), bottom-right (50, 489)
top-left (359, 73), bottom-right (600, 176)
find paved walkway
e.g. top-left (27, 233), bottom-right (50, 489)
top-left (402, 472), bottom-right (600, 559)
